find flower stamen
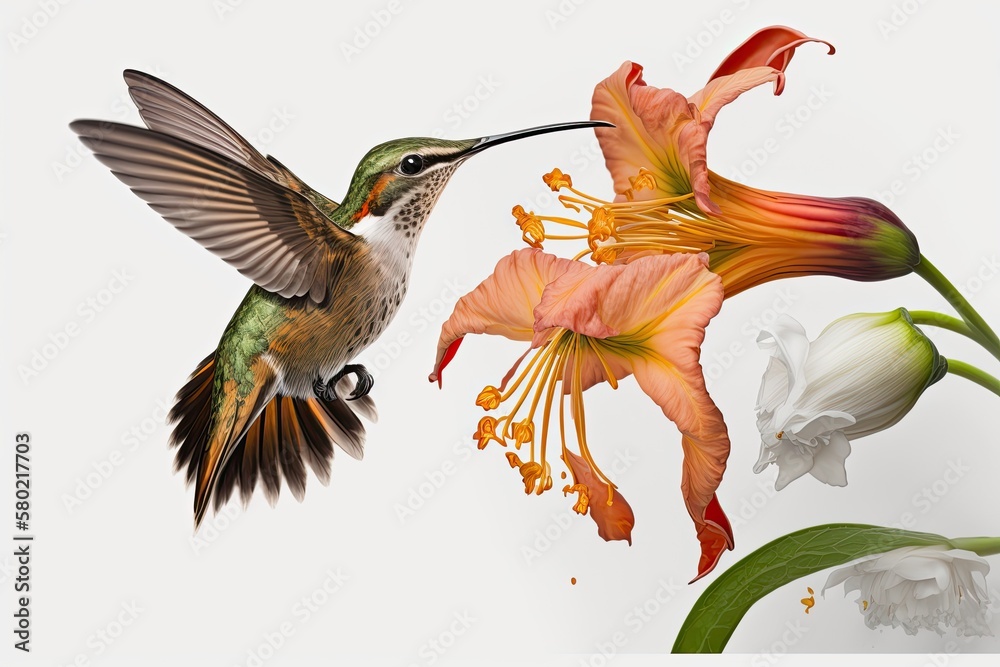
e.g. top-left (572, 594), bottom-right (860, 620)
top-left (511, 205), bottom-right (545, 248)
top-left (510, 167), bottom-right (716, 263)
top-left (542, 168), bottom-right (572, 191)
top-left (476, 385), bottom-right (502, 410)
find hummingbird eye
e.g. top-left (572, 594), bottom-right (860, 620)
top-left (399, 154), bottom-right (425, 176)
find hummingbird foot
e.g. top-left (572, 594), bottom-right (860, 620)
top-left (315, 364), bottom-right (374, 402)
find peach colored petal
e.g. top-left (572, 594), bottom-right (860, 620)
top-left (592, 62), bottom-right (698, 206)
top-left (686, 67), bottom-right (782, 128)
top-left (430, 249), bottom-right (587, 385)
top-left (534, 253), bottom-right (721, 345)
top-left (598, 254), bottom-right (729, 580)
top-left (564, 449), bottom-right (634, 544)
top-left (532, 263), bottom-right (627, 343)
top-left (533, 253), bottom-right (720, 395)
top-left (707, 25), bottom-right (835, 94)
top-left (593, 33), bottom-right (831, 215)
top-left (630, 356), bottom-right (733, 581)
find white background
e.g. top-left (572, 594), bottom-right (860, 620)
top-left (3, 0), bottom-right (1000, 665)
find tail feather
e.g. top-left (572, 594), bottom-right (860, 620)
top-left (168, 353), bottom-right (216, 485)
top-left (169, 354), bottom-right (374, 523)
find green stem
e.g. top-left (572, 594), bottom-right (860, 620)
top-left (951, 536), bottom-right (1000, 557)
top-left (946, 358), bottom-right (1000, 397)
top-left (909, 310), bottom-right (1000, 363)
top-left (915, 255), bottom-right (1000, 351)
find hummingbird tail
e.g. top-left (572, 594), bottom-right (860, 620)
top-left (169, 354), bottom-right (375, 527)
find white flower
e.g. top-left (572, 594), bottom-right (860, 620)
top-left (824, 546), bottom-right (993, 636)
top-left (754, 309), bottom-right (946, 490)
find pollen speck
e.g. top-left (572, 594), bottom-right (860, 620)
top-left (560, 471), bottom-right (567, 479)
top-left (801, 588), bottom-right (816, 614)
top-left (571, 577), bottom-right (577, 585)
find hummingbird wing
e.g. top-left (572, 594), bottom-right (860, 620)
top-left (122, 70), bottom-right (340, 218)
top-left (71, 120), bottom-right (363, 303)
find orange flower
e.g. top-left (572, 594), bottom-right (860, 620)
top-left (430, 249), bottom-right (733, 580)
top-left (514, 27), bottom-right (920, 297)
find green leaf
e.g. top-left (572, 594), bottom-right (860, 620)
top-left (671, 523), bottom-right (954, 653)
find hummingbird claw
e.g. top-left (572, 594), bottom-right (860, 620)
top-left (347, 366), bottom-right (374, 401)
top-left (313, 377), bottom-right (338, 402)
top-left (316, 364), bottom-right (374, 402)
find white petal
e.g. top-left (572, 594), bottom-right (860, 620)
top-left (773, 444), bottom-right (814, 491)
top-left (756, 316), bottom-right (810, 411)
top-left (808, 430), bottom-right (851, 487)
top-left (784, 409), bottom-right (856, 446)
top-left (825, 546), bottom-right (993, 637)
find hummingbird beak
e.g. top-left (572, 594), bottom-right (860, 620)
top-left (457, 120), bottom-right (615, 160)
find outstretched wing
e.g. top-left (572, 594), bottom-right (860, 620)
top-left (123, 69), bottom-right (341, 218)
top-left (71, 120), bottom-right (363, 303)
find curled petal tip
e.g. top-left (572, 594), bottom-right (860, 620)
top-left (708, 26), bottom-right (836, 94)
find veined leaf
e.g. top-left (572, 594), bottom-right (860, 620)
top-left (671, 523), bottom-right (954, 653)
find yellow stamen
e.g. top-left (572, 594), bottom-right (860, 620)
top-left (474, 416), bottom-right (504, 450)
top-left (512, 420), bottom-right (534, 450)
top-left (509, 166), bottom-right (733, 263)
top-left (776, 430), bottom-right (784, 440)
top-left (590, 243), bottom-right (621, 265)
top-left (587, 206), bottom-right (616, 250)
top-left (862, 600), bottom-right (869, 611)
top-left (542, 168), bottom-right (572, 191)
top-left (511, 205), bottom-right (545, 248)
top-left (563, 483), bottom-right (590, 515)
top-left (476, 385), bottom-right (502, 410)
top-left (470, 331), bottom-right (622, 511)
top-left (629, 167), bottom-right (657, 193)
top-left (517, 461), bottom-right (551, 495)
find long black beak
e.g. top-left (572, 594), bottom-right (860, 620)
top-left (459, 120), bottom-right (614, 159)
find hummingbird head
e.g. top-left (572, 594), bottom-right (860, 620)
top-left (337, 121), bottom-right (613, 234)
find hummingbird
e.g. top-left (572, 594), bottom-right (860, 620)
top-left (71, 70), bottom-right (609, 527)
